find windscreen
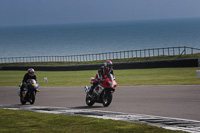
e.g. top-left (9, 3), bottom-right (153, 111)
top-left (107, 74), bottom-right (114, 81)
top-left (27, 79), bottom-right (36, 84)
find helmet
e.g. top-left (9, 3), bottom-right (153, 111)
top-left (104, 60), bottom-right (113, 72)
top-left (28, 68), bottom-right (35, 76)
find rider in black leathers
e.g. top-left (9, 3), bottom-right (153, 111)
top-left (20, 68), bottom-right (37, 96)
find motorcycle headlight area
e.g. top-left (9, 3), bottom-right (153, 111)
top-left (109, 81), bottom-right (114, 87)
top-left (28, 84), bottom-right (38, 89)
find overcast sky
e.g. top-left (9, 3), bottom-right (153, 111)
top-left (0, 0), bottom-right (200, 26)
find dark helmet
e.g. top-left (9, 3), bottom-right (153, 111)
top-left (28, 68), bottom-right (35, 76)
top-left (104, 60), bottom-right (113, 72)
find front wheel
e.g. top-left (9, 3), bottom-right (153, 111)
top-left (86, 94), bottom-right (94, 106)
top-left (102, 90), bottom-right (113, 107)
top-left (29, 91), bottom-right (35, 105)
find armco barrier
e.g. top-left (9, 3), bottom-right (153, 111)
top-left (1, 46), bottom-right (200, 63)
top-left (1, 58), bottom-right (199, 71)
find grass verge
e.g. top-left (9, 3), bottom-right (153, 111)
top-left (0, 67), bottom-right (200, 87)
top-left (0, 109), bottom-right (184, 133)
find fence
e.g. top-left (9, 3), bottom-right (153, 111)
top-left (0, 46), bottom-right (200, 64)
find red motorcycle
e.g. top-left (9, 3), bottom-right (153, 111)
top-left (84, 73), bottom-right (117, 107)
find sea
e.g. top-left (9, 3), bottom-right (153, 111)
top-left (0, 18), bottom-right (200, 58)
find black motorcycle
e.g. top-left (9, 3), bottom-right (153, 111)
top-left (18, 79), bottom-right (39, 105)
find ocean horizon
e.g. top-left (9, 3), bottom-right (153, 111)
top-left (0, 18), bottom-right (200, 58)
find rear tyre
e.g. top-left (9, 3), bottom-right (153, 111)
top-left (102, 90), bottom-right (113, 107)
top-left (20, 97), bottom-right (26, 105)
top-left (86, 94), bottom-right (94, 106)
top-left (20, 91), bottom-right (26, 105)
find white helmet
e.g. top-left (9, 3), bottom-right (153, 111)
top-left (104, 60), bottom-right (113, 72)
top-left (28, 68), bottom-right (35, 76)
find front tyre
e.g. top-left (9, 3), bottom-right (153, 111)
top-left (30, 91), bottom-right (35, 105)
top-left (102, 90), bottom-right (113, 107)
top-left (86, 94), bottom-right (94, 106)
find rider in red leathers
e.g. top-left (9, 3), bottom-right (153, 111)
top-left (88, 60), bottom-right (114, 95)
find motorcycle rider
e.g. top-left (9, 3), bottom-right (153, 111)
top-left (88, 60), bottom-right (114, 96)
top-left (20, 68), bottom-right (37, 96)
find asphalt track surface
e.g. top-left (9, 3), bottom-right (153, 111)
top-left (1, 85), bottom-right (200, 121)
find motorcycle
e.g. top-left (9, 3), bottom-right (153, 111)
top-left (18, 79), bottom-right (39, 105)
top-left (84, 73), bottom-right (117, 107)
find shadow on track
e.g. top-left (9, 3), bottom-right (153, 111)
top-left (69, 106), bottom-right (104, 109)
top-left (0, 104), bottom-right (32, 108)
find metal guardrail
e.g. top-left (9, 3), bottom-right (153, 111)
top-left (0, 46), bottom-right (200, 64)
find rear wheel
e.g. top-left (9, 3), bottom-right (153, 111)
top-left (20, 96), bottom-right (26, 105)
top-left (102, 90), bottom-right (113, 107)
top-left (86, 94), bottom-right (94, 106)
top-left (20, 91), bottom-right (26, 105)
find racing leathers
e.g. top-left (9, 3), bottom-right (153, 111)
top-left (89, 66), bottom-right (114, 95)
top-left (20, 73), bottom-right (37, 95)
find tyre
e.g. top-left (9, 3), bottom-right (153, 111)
top-left (86, 94), bottom-right (94, 106)
top-left (30, 92), bottom-right (35, 105)
top-left (20, 92), bottom-right (26, 105)
top-left (102, 90), bottom-right (113, 107)
top-left (20, 97), bottom-right (26, 105)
